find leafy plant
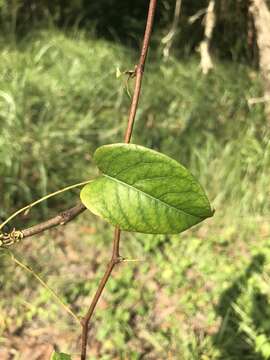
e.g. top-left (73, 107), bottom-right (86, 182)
top-left (0, 1), bottom-right (213, 359)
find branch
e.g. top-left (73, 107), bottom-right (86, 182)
top-left (124, 0), bottom-right (157, 144)
top-left (0, 203), bottom-right (86, 247)
top-left (188, 8), bottom-right (207, 24)
top-left (0, 181), bottom-right (90, 247)
top-left (247, 94), bottom-right (270, 106)
top-left (162, 0), bottom-right (182, 59)
top-left (1, 2), bottom-right (157, 358)
top-left (199, 0), bottom-right (216, 75)
top-left (250, 0), bottom-right (270, 120)
top-left (22, 202), bottom-right (86, 237)
top-left (80, 1), bottom-right (158, 359)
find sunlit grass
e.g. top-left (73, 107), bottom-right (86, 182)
top-left (0, 30), bottom-right (269, 222)
top-left (0, 30), bottom-right (270, 359)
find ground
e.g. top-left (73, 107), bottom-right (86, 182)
top-left (1, 212), bottom-right (270, 359)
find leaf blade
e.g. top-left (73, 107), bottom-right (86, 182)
top-left (81, 143), bottom-right (213, 234)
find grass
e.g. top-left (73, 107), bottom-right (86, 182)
top-left (0, 29), bottom-right (270, 359)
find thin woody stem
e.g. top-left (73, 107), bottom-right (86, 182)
top-left (80, 1), bottom-right (157, 359)
top-left (80, 229), bottom-right (122, 360)
top-left (124, 0), bottom-right (157, 143)
top-left (80, 228), bottom-right (121, 360)
top-left (21, 203), bottom-right (85, 238)
top-left (0, 203), bottom-right (86, 248)
top-left (0, 180), bottom-right (91, 235)
top-left (112, 226), bottom-right (121, 258)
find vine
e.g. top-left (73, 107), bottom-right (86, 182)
top-left (0, 1), bottom-right (214, 359)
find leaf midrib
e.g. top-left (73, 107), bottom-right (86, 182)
top-left (103, 174), bottom-right (204, 220)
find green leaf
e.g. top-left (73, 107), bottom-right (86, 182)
top-left (81, 143), bottom-right (214, 234)
top-left (51, 351), bottom-right (71, 360)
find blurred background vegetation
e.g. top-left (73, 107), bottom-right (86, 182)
top-left (0, 1), bottom-right (270, 359)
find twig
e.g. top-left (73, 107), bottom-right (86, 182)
top-left (162, 0), bottom-right (182, 59)
top-left (0, 180), bottom-right (91, 233)
top-left (0, 203), bottom-right (86, 247)
top-left (21, 202), bottom-right (86, 238)
top-left (80, 228), bottom-right (121, 360)
top-left (7, 251), bottom-right (80, 324)
top-left (247, 95), bottom-right (270, 106)
top-left (199, 0), bottom-right (216, 75)
top-left (124, 0), bottom-right (157, 144)
top-left (122, 258), bottom-right (145, 263)
top-left (188, 8), bottom-right (207, 24)
top-left (80, 1), bottom-right (158, 359)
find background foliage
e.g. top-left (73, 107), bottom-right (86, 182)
top-left (0, 0), bottom-right (264, 60)
top-left (0, 1), bottom-right (270, 359)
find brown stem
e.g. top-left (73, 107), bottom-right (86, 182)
top-left (112, 226), bottom-right (121, 259)
top-left (80, 1), bottom-right (157, 359)
top-left (80, 228), bottom-right (121, 360)
top-left (22, 203), bottom-right (86, 238)
top-left (0, 203), bottom-right (86, 247)
top-left (124, 0), bottom-right (157, 143)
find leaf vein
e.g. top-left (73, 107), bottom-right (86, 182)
top-left (103, 175), bottom-right (205, 220)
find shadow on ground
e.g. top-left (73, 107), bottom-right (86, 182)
top-left (213, 253), bottom-right (270, 360)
